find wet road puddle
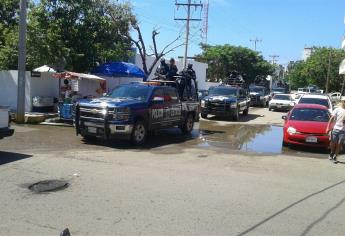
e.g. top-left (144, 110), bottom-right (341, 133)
top-left (197, 123), bottom-right (283, 154)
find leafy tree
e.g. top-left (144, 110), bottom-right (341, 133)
top-left (0, 0), bottom-right (19, 70)
top-left (195, 44), bottom-right (274, 84)
top-left (287, 47), bottom-right (345, 92)
top-left (26, 0), bottom-right (133, 72)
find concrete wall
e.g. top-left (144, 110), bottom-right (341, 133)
top-left (0, 70), bottom-right (31, 112)
top-left (0, 70), bottom-right (59, 112)
top-left (135, 55), bottom-right (212, 90)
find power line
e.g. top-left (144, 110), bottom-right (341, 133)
top-left (174, 0), bottom-right (203, 68)
top-left (269, 55), bottom-right (279, 64)
top-left (250, 38), bottom-right (262, 51)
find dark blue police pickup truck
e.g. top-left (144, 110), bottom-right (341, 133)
top-left (75, 81), bottom-right (199, 145)
top-left (200, 85), bottom-right (250, 121)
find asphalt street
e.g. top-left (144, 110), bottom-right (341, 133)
top-left (1, 107), bottom-right (345, 236)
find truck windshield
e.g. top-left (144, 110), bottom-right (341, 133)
top-left (250, 87), bottom-right (264, 94)
top-left (108, 86), bottom-right (151, 101)
top-left (273, 88), bottom-right (285, 93)
top-left (209, 87), bottom-right (237, 96)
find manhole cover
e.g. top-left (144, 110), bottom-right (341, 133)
top-left (28, 180), bottom-right (69, 193)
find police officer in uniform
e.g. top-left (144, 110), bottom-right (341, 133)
top-left (167, 58), bottom-right (178, 81)
top-left (184, 63), bottom-right (197, 100)
top-left (154, 58), bottom-right (169, 80)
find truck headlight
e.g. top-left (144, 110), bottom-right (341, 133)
top-left (230, 103), bottom-right (237, 108)
top-left (201, 100), bottom-right (206, 108)
top-left (114, 107), bottom-right (131, 121)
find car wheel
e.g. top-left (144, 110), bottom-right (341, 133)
top-left (232, 107), bottom-right (239, 121)
top-left (181, 113), bottom-right (194, 134)
top-left (131, 120), bottom-right (147, 145)
top-left (201, 113), bottom-right (208, 119)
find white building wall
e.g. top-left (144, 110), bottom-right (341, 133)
top-left (135, 55), bottom-right (213, 90)
top-left (0, 70), bottom-right (59, 112)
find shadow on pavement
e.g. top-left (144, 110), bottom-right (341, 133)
top-left (0, 151), bottom-right (32, 165)
top-left (81, 128), bottom-right (198, 150)
top-left (205, 113), bottom-right (263, 122)
top-left (237, 179), bottom-right (345, 236)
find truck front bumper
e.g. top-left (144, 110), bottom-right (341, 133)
top-left (0, 127), bottom-right (14, 139)
top-left (80, 121), bottom-right (133, 139)
top-left (201, 107), bottom-right (237, 117)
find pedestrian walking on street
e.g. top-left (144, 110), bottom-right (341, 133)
top-left (326, 97), bottom-right (345, 163)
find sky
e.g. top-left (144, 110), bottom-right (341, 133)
top-left (131, 0), bottom-right (345, 66)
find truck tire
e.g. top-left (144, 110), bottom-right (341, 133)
top-left (201, 113), bottom-right (208, 119)
top-left (243, 106), bottom-right (249, 116)
top-left (82, 135), bottom-right (96, 142)
top-left (131, 120), bottom-right (147, 145)
top-left (181, 113), bottom-right (194, 134)
top-left (232, 107), bottom-right (239, 121)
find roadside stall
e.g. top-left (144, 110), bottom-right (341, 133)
top-left (52, 71), bottom-right (106, 120)
top-left (92, 62), bottom-right (146, 92)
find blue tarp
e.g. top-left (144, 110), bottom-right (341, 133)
top-left (92, 62), bottom-right (146, 80)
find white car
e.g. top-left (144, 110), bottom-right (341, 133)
top-left (297, 94), bottom-right (333, 113)
top-left (0, 106), bottom-right (14, 139)
top-left (329, 92), bottom-right (341, 103)
top-left (269, 94), bottom-right (295, 111)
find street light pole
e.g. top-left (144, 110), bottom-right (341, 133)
top-left (16, 0), bottom-right (27, 123)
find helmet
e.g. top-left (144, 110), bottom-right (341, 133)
top-left (160, 58), bottom-right (166, 64)
top-left (187, 63), bottom-right (193, 69)
top-left (170, 58), bottom-right (175, 63)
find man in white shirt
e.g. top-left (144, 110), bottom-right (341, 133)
top-left (326, 97), bottom-right (345, 163)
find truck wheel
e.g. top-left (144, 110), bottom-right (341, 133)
top-left (243, 106), bottom-right (249, 116)
top-left (181, 114), bottom-right (194, 134)
top-left (82, 135), bottom-right (96, 142)
top-left (232, 108), bottom-right (239, 121)
top-left (131, 120), bottom-right (147, 145)
top-left (201, 113), bottom-right (208, 119)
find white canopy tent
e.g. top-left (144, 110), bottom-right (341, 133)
top-left (33, 65), bottom-right (56, 73)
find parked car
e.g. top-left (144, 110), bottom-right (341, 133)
top-left (271, 87), bottom-right (289, 97)
top-left (75, 81), bottom-right (199, 145)
top-left (200, 85), bottom-right (250, 121)
top-left (329, 92), bottom-right (341, 103)
top-left (0, 106), bottom-right (14, 139)
top-left (269, 94), bottom-right (295, 111)
top-left (282, 104), bottom-right (330, 148)
top-left (249, 85), bottom-right (270, 107)
top-left (297, 94), bottom-right (333, 113)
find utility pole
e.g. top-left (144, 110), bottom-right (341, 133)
top-left (250, 38), bottom-right (262, 51)
top-left (201, 0), bottom-right (209, 44)
top-left (269, 55), bottom-right (279, 64)
top-left (326, 50), bottom-right (332, 93)
top-left (175, 0), bottom-right (203, 68)
top-left (17, 0), bottom-right (27, 123)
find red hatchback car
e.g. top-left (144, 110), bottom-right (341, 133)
top-left (282, 104), bottom-right (331, 148)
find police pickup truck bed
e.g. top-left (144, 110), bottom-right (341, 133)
top-left (0, 106), bottom-right (14, 139)
top-left (200, 85), bottom-right (250, 121)
top-left (75, 81), bottom-right (199, 145)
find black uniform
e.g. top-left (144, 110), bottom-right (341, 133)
top-left (154, 61), bottom-right (169, 80)
top-left (167, 64), bottom-right (178, 81)
top-left (184, 64), bottom-right (196, 99)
